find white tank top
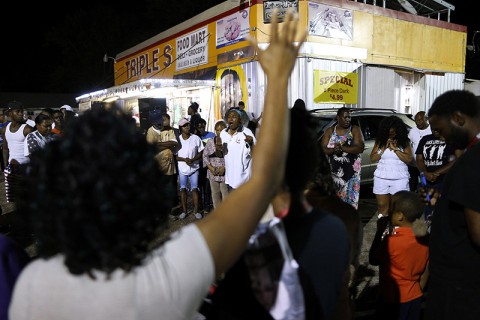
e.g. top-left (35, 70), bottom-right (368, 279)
top-left (374, 148), bottom-right (409, 180)
top-left (6, 122), bottom-right (29, 164)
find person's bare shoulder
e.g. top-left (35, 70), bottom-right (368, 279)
top-left (24, 124), bottom-right (34, 135)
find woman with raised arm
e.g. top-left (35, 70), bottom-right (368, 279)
top-left (9, 10), bottom-right (307, 320)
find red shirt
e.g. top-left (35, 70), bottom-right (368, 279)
top-left (377, 227), bottom-right (429, 303)
top-left (51, 127), bottom-right (63, 136)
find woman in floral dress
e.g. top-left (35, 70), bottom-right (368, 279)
top-left (321, 107), bottom-right (365, 209)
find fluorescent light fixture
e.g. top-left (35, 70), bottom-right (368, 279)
top-left (76, 78), bottom-right (216, 102)
top-left (103, 96), bottom-right (120, 103)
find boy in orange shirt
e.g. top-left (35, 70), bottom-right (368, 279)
top-left (369, 190), bottom-right (429, 320)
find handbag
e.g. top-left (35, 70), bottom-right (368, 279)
top-left (244, 217), bottom-right (306, 320)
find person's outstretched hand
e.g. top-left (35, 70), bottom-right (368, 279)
top-left (248, 9), bottom-right (307, 80)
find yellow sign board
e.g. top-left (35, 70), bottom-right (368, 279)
top-left (314, 70), bottom-right (358, 104)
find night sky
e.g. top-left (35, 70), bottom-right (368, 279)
top-left (2, 0), bottom-right (477, 95)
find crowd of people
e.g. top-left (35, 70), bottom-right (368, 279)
top-left (0, 9), bottom-right (479, 320)
top-left (0, 102), bottom-right (75, 320)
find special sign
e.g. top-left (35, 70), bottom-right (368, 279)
top-left (176, 26), bottom-right (209, 71)
top-left (314, 70), bottom-right (358, 104)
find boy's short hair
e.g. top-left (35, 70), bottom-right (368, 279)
top-left (392, 191), bottom-right (424, 222)
top-left (195, 118), bottom-right (207, 127)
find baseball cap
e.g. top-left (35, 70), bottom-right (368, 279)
top-left (60, 105), bottom-right (74, 112)
top-left (178, 118), bottom-right (190, 127)
top-left (7, 101), bottom-right (24, 110)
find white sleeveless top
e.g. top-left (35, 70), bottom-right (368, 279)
top-left (6, 122), bottom-right (29, 164)
top-left (374, 148), bottom-right (409, 180)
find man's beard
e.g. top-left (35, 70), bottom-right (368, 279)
top-left (448, 125), bottom-right (470, 149)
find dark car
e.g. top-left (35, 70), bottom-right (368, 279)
top-left (310, 108), bottom-right (416, 185)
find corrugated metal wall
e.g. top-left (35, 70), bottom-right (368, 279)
top-left (241, 59), bottom-right (465, 116)
top-left (423, 73), bottom-right (465, 112)
top-left (361, 66), bottom-right (396, 110)
top-left (242, 61), bottom-right (263, 121)
top-left (244, 58), bottom-right (363, 111)
top-left (362, 65), bottom-right (465, 114)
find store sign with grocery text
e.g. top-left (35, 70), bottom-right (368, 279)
top-left (176, 26), bottom-right (209, 71)
top-left (314, 70), bottom-right (358, 104)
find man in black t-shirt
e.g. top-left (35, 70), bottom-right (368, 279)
top-left (416, 130), bottom-right (463, 222)
top-left (415, 130), bottom-right (463, 191)
top-left (424, 90), bottom-right (480, 320)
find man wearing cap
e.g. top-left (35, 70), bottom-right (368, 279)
top-left (60, 105), bottom-right (74, 113)
top-left (2, 101), bottom-right (34, 203)
top-left (60, 105), bottom-right (77, 127)
top-left (220, 107), bottom-right (256, 191)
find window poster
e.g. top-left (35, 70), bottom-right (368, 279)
top-left (308, 2), bottom-right (353, 40)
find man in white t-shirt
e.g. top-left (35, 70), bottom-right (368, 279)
top-left (408, 111), bottom-right (432, 190)
top-left (176, 117), bottom-right (205, 219)
top-left (220, 108), bottom-right (257, 191)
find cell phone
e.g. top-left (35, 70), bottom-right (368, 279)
top-left (419, 172), bottom-right (431, 202)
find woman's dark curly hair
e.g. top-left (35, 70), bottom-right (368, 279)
top-left (375, 115), bottom-right (410, 149)
top-left (285, 100), bottom-right (334, 219)
top-left (17, 109), bottom-right (174, 278)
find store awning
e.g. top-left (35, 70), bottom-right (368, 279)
top-left (75, 78), bottom-right (216, 104)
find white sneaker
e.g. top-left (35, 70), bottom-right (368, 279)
top-left (195, 212), bottom-right (203, 219)
top-left (178, 212), bottom-right (187, 219)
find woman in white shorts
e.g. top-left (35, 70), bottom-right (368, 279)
top-left (370, 116), bottom-right (413, 217)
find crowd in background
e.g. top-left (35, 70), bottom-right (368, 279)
top-left (0, 14), bottom-right (479, 319)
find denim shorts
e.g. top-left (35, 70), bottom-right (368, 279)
top-left (179, 170), bottom-right (199, 191)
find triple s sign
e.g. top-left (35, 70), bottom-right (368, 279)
top-left (122, 8), bottom-right (252, 80)
top-left (123, 27), bottom-right (209, 80)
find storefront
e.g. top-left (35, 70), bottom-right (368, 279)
top-left (76, 79), bottom-right (215, 132)
top-left (76, 0), bottom-right (466, 131)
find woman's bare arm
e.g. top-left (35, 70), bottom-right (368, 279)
top-left (342, 125), bottom-right (365, 154)
top-left (370, 141), bottom-right (383, 162)
top-left (393, 145), bottom-right (414, 164)
top-left (196, 10), bottom-right (307, 277)
top-left (321, 127), bottom-right (335, 155)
